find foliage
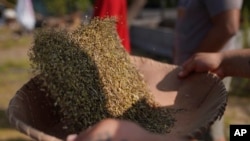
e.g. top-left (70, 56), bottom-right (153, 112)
top-left (6, 0), bottom-right (16, 5)
top-left (242, 7), bottom-right (249, 48)
top-left (243, 0), bottom-right (250, 9)
top-left (230, 78), bottom-right (250, 98)
top-left (242, 1), bottom-right (250, 49)
top-left (43, 0), bottom-right (91, 16)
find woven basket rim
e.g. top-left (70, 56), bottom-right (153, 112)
top-left (186, 72), bottom-right (227, 139)
top-left (8, 91), bottom-right (63, 141)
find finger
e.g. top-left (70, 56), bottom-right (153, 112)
top-left (178, 58), bottom-right (195, 78)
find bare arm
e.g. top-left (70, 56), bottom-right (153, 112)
top-left (220, 49), bottom-right (250, 78)
top-left (195, 9), bottom-right (241, 53)
top-left (178, 49), bottom-right (250, 79)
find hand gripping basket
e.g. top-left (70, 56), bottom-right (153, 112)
top-left (7, 56), bottom-right (227, 141)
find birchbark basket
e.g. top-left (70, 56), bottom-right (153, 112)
top-left (7, 56), bottom-right (227, 141)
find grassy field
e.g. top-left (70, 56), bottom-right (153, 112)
top-left (0, 27), bottom-right (32, 141)
top-left (0, 26), bottom-right (249, 141)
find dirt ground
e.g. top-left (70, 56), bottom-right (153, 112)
top-left (0, 26), bottom-right (249, 141)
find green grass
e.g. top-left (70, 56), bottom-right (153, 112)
top-left (0, 128), bottom-right (31, 141)
top-left (0, 27), bottom-right (32, 50)
top-left (0, 59), bottom-right (29, 73)
top-left (0, 60), bottom-right (31, 140)
top-left (229, 78), bottom-right (250, 98)
top-left (0, 37), bottom-right (31, 49)
top-left (0, 27), bottom-right (32, 140)
top-left (0, 59), bottom-right (31, 109)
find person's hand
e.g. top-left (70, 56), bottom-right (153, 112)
top-left (66, 119), bottom-right (156, 141)
top-left (66, 119), bottom-right (186, 141)
top-left (178, 52), bottom-right (225, 78)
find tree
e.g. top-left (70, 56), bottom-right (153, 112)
top-left (43, 0), bottom-right (90, 16)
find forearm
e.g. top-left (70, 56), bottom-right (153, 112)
top-left (195, 26), bottom-right (235, 53)
top-left (221, 49), bottom-right (250, 78)
top-left (196, 9), bottom-right (240, 53)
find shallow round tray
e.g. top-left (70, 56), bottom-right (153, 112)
top-left (7, 56), bottom-right (227, 141)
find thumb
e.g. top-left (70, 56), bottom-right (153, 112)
top-left (66, 134), bottom-right (78, 141)
top-left (178, 59), bottom-right (195, 78)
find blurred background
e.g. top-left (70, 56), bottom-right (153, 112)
top-left (0, 0), bottom-right (249, 140)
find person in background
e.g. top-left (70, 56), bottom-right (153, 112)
top-left (93, 0), bottom-right (131, 53)
top-left (16, 0), bottom-right (35, 32)
top-left (178, 49), bottom-right (250, 79)
top-left (173, 0), bottom-right (243, 141)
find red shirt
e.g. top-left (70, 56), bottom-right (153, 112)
top-left (93, 0), bottom-right (131, 53)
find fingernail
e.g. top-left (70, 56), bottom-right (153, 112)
top-left (66, 134), bottom-right (78, 141)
